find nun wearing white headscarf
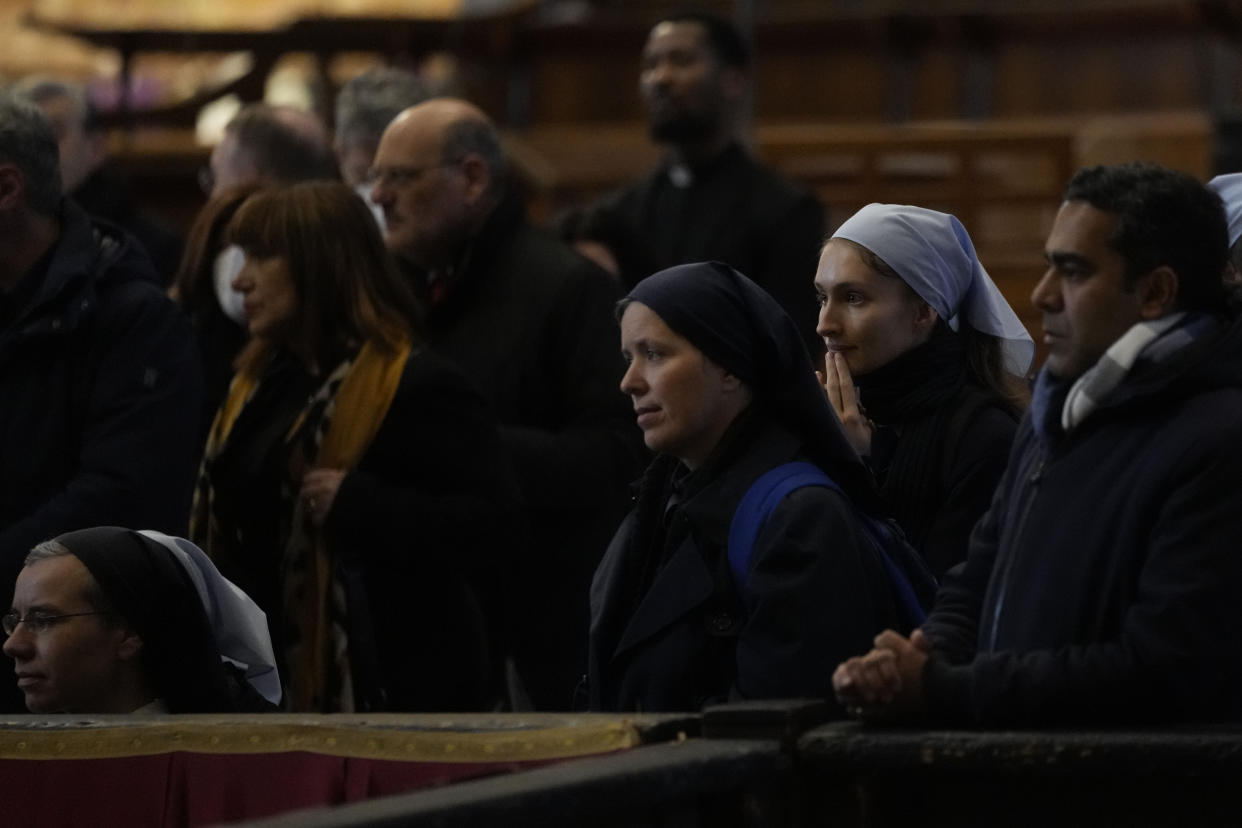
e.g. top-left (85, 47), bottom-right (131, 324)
top-left (1206, 174), bottom-right (1242, 302)
top-left (815, 204), bottom-right (1034, 577)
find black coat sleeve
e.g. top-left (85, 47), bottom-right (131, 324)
top-left (753, 192), bottom-right (826, 354)
top-left (499, 259), bottom-right (646, 511)
top-left (323, 350), bottom-right (523, 574)
top-left (734, 486), bottom-right (896, 705)
top-left (919, 405), bottom-right (1016, 577)
top-left (923, 428), bottom-right (1242, 726)
top-left (0, 283), bottom-right (202, 571)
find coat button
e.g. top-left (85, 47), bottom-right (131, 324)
top-left (710, 612), bottom-right (733, 633)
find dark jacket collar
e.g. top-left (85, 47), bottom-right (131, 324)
top-left (13, 199), bottom-right (152, 337)
top-left (419, 189), bottom-right (526, 330)
top-left (610, 419), bottom-right (804, 660)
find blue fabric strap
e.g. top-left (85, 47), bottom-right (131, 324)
top-left (727, 461), bottom-right (930, 629)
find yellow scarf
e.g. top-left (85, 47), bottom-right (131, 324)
top-left (192, 338), bottom-right (411, 711)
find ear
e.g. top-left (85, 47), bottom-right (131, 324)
top-left (458, 153), bottom-right (492, 205)
top-left (912, 299), bottom-right (939, 336)
top-left (914, 300), bottom-right (938, 325)
top-left (721, 370), bottom-right (745, 392)
top-left (115, 628), bottom-right (144, 663)
top-left (1135, 266), bottom-right (1179, 319)
top-left (0, 165), bottom-right (24, 211)
top-left (1224, 261), bottom-right (1242, 288)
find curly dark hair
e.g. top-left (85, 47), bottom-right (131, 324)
top-left (1064, 162), bottom-right (1228, 314)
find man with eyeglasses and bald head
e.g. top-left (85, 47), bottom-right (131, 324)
top-left (369, 98), bottom-right (644, 710)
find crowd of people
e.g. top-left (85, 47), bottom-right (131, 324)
top-left (3, 11), bottom-right (1242, 727)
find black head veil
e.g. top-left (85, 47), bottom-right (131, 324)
top-left (52, 526), bottom-right (234, 713)
top-left (626, 261), bottom-right (882, 511)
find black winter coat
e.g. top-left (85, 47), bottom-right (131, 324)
top-left (589, 421), bottom-right (900, 712)
top-left (207, 348), bottom-right (519, 712)
top-left (415, 194), bottom-right (646, 709)
top-left (922, 317), bottom-right (1242, 725)
top-left (596, 143), bottom-right (826, 353)
top-left (872, 385), bottom-right (1017, 578)
top-left (0, 202), bottom-right (201, 711)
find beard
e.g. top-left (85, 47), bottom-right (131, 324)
top-left (647, 108), bottom-right (718, 145)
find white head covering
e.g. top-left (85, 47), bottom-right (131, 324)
top-left (1208, 173), bottom-right (1242, 247)
top-left (138, 530), bottom-right (281, 706)
top-left (831, 203), bottom-right (1035, 376)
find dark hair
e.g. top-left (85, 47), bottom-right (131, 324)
top-left (15, 78), bottom-right (100, 134)
top-left (171, 184), bottom-right (264, 318)
top-left (1064, 162), bottom-right (1229, 314)
top-left (440, 112), bottom-right (506, 196)
top-left (839, 237), bottom-right (1028, 408)
top-left (225, 104), bottom-right (339, 184)
top-left (334, 67), bottom-right (431, 150)
top-left (226, 181), bottom-right (420, 375)
top-left (658, 10), bottom-right (751, 70)
top-left (0, 90), bottom-right (62, 215)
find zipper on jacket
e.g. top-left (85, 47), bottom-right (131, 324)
top-left (986, 450), bottom-right (1046, 651)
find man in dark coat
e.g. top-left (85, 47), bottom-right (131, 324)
top-left (0, 91), bottom-right (202, 713)
top-left (581, 11), bottom-right (825, 352)
top-left (834, 162), bottom-right (1242, 726)
top-left (17, 78), bottom-right (183, 287)
top-left (371, 98), bottom-right (645, 710)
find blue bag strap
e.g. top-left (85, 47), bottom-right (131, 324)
top-left (727, 461), bottom-right (929, 628)
top-left (727, 462), bottom-right (832, 597)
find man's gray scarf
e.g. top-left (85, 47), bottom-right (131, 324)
top-left (1061, 312), bottom-right (1193, 431)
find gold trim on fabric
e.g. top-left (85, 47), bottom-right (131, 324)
top-left (0, 716), bottom-right (644, 763)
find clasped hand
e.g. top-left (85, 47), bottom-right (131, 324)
top-left (832, 629), bottom-right (931, 721)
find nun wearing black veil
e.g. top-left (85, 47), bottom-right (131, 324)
top-left (3, 526), bottom-right (278, 714)
top-left (588, 261), bottom-right (908, 712)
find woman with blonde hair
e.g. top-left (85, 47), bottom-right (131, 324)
top-left (191, 181), bottom-right (518, 712)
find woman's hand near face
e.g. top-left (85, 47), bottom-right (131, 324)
top-left (821, 351), bottom-right (873, 457)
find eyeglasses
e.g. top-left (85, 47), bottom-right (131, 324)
top-left (364, 160), bottom-right (459, 190)
top-left (2, 611), bottom-right (109, 636)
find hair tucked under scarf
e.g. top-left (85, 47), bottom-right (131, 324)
top-left (626, 261), bottom-right (882, 512)
top-left (51, 526), bottom-right (279, 712)
top-left (1208, 173), bottom-right (1242, 248)
top-left (831, 203), bottom-right (1034, 377)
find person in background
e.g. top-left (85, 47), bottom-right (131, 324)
top-left (372, 98), bottom-right (643, 710)
top-left (835, 163), bottom-right (1242, 726)
top-left (590, 261), bottom-right (905, 712)
top-left (16, 77), bottom-right (183, 286)
top-left (4, 526), bottom-right (278, 714)
top-left (171, 184), bottom-right (264, 444)
top-left (334, 66), bottom-right (433, 193)
top-left (816, 204), bottom-right (1033, 576)
top-left (192, 181), bottom-right (519, 712)
top-left (0, 90), bottom-right (201, 713)
top-left (584, 11), bottom-right (825, 352)
top-left (1206, 173), bottom-right (1242, 299)
top-left (180, 103), bottom-right (340, 430)
top-left (206, 103), bottom-right (337, 198)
